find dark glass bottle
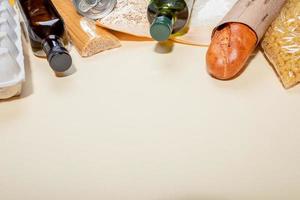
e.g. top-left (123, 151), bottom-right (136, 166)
top-left (147, 0), bottom-right (193, 41)
top-left (17, 0), bottom-right (72, 72)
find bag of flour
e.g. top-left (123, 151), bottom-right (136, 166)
top-left (173, 0), bottom-right (238, 45)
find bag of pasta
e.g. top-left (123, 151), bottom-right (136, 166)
top-left (262, 0), bottom-right (300, 89)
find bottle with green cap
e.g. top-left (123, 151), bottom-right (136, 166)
top-left (147, 0), bottom-right (194, 41)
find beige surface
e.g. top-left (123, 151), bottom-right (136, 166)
top-left (0, 35), bottom-right (300, 200)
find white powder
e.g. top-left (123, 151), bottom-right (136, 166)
top-left (98, 0), bottom-right (150, 37)
top-left (193, 0), bottom-right (237, 25)
top-left (174, 0), bottom-right (238, 45)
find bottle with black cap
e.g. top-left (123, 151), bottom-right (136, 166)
top-left (147, 0), bottom-right (194, 42)
top-left (17, 0), bottom-right (72, 72)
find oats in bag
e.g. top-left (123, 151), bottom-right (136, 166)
top-left (97, 0), bottom-right (150, 37)
top-left (262, 0), bottom-right (300, 89)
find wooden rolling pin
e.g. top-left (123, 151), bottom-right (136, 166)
top-left (51, 0), bottom-right (121, 57)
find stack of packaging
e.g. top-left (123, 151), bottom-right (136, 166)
top-left (0, 0), bottom-right (24, 99)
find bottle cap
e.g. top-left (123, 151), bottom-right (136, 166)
top-left (150, 16), bottom-right (172, 41)
top-left (42, 35), bottom-right (72, 72)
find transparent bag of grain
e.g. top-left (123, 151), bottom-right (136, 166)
top-left (261, 0), bottom-right (300, 89)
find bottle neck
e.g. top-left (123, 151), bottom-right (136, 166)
top-left (42, 35), bottom-right (63, 56)
top-left (42, 35), bottom-right (72, 72)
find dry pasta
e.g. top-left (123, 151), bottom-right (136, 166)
top-left (262, 0), bottom-right (300, 89)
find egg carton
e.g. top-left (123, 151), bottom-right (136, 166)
top-left (0, 0), bottom-right (24, 99)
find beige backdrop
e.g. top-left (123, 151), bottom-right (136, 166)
top-left (0, 34), bottom-right (300, 200)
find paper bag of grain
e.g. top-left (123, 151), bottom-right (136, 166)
top-left (262, 0), bottom-right (300, 89)
top-left (97, 0), bottom-right (150, 38)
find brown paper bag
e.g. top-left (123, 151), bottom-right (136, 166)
top-left (214, 0), bottom-right (287, 44)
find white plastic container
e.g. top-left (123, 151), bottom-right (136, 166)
top-left (0, 0), bottom-right (24, 99)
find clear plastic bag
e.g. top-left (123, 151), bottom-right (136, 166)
top-left (261, 0), bottom-right (300, 89)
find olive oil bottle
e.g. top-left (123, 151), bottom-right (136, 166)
top-left (17, 0), bottom-right (72, 72)
top-left (147, 0), bottom-right (194, 41)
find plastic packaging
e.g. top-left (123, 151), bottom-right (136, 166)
top-left (0, 0), bottom-right (24, 99)
top-left (261, 0), bottom-right (300, 89)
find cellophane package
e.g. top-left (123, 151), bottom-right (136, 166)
top-left (262, 0), bottom-right (300, 89)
